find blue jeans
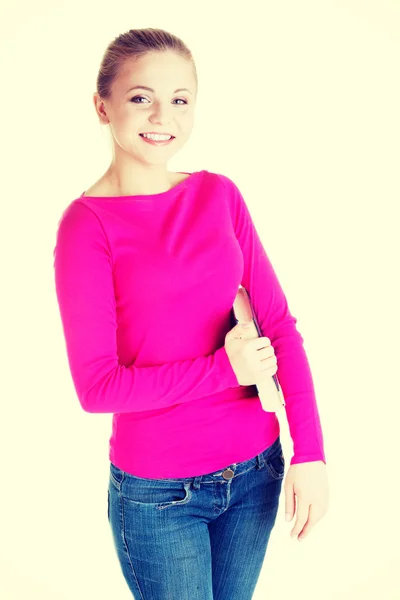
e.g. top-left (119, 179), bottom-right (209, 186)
top-left (107, 435), bottom-right (285, 600)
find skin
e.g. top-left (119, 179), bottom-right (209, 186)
top-left (285, 460), bottom-right (329, 542)
top-left (229, 327), bottom-right (330, 541)
top-left (91, 50), bottom-right (330, 542)
top-left (90, 51), bottom-right (198, 197)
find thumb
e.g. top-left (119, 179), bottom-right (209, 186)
top-left (285, 484), bottom-right (295, 522)
top-left (227, 322), bottom-right (252, 339)
top-left (237, 321), bottom-right (253, 329)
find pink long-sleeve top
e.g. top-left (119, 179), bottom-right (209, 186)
top-left (53, 169), bottom-right (326, 478)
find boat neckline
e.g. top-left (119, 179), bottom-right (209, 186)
top-left (79, 170), bottom-right (205, 200)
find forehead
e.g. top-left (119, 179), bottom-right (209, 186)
top-left (117, 52), bottom-right (195, 90)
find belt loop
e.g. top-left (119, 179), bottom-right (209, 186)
top-left (192, 475), bottom-right (202, 490)
top-left (256, 451), bottom-right (265, 470)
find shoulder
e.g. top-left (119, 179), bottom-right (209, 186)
top-left (206, 170), bottom-right (239, 191)
top-left (200, 169), bottom-right (238, 190)
top-left (55, 199), bottom-right (103, 242)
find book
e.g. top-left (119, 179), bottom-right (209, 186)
top-left (232, 286), bottom-right (286, 412)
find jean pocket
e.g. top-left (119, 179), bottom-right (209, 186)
top-left (265, 451), bottom-right (285, 480)
top-left (121, 480), bottom-right (193, 511)
top-left (109, 462), bottom-right (125, 491)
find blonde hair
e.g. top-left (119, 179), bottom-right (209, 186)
top-left (96, 27), bottom-right (197, 100)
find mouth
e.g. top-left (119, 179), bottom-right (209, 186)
top-left (139, 134), bottom-right (175, 146)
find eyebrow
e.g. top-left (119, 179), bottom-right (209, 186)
top-left (126, 85), bottom-right (192, 95)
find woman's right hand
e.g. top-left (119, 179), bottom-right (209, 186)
top-left (224, 322), bottom-right (278, 386)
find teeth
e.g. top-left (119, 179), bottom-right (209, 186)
top-left (142, 133), bottom-right (172, 141)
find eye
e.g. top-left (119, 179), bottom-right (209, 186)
top-left (130, 96), bottom-right (187, 105)
top-left (130, 96), bottom-right (148, 104)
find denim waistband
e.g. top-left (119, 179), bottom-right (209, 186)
top-left (110, 435), bottom-right (282, 491)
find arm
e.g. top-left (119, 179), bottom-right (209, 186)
top-left (218, 174), bottom-right (326, 465)
top-left (53, 201), bottom-right (239, 414)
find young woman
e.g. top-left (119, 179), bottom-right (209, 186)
top-left (53, 27), bottom-right (329, 600)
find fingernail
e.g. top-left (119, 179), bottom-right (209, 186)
top-left (285, 514), bottom-right (291, 522)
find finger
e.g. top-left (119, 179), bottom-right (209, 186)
top-left (258, 345), bottom-right (276, 359)
top-left (285, 483), bottom-right (296, 522)
top-left (298, 504), bottom-right (322, 541)
top-left (291, 501), bottom-right (311, 539)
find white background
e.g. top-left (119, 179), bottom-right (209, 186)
top-left (1, 1), bottom-right (399, 598)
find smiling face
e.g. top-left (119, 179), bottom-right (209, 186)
top-left (94, 51), bottom-right (198, 167)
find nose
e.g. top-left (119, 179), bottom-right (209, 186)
top-left (149, 102), bottom-right (173, 125)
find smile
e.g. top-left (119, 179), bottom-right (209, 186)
top-left (139, 134), bottom-right (175, 146)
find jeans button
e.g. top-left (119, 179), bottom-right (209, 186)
top-left (222, 468), bottom-right (234, 480)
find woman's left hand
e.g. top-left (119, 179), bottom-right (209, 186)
top-left (284, 460), bottom-right (329, 541)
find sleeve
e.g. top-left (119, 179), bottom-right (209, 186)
top-left (218, 174), bottom-right (326, 466)
top-left (53, 200), bottom-right (240, 414)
